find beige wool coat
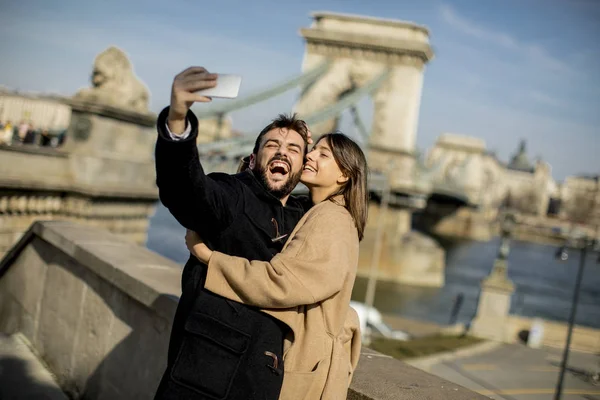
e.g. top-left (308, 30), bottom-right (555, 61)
top-left (205, 198), bottom-right (362, 400)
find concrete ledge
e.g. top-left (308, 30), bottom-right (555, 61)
top-left (349, 348), bottom-right (488, 399)
top-left (0, 143), bottom-right (69, 157)
top-left (1, 221), bottom-right (181, 321)
top-left (67, 98), bottom-right (157, 127)
top-left (0, 221), bottom-right (489, 399)
top-left (405, 340), bottom-right (503, 372)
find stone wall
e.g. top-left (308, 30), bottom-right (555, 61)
top-left (0, 221), bottom-right (178, 399)
top-left (0, 220), bottom-right (488, 399)
top-left (0, 93), bottom-right (159, 258)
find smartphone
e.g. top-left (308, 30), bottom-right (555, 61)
top-left (196, 74), bottom-right (242, 99)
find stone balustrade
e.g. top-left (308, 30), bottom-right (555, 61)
top-left (0, 92), bottom-right (159, 258)
top-left (0, 221), bottom-right (488, 400)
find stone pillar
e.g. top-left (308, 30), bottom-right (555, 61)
top-left (368, 59), bottom-right (426, 189)
top-left (370, 62), bottom-right (424, 154)
top-left (471, 259), bottom-right (515, 341)
top-left (65, 100), bottom-right (158, 192)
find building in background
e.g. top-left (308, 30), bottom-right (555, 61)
top-left (502, 140), bottom-right (556, 217)
top-left (558, 175), bottom-right (600, 236)
top-left (424, 135), bottom-right (556, 218)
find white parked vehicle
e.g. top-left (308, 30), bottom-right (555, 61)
top-left (350, 301), bottom-right (410, 341)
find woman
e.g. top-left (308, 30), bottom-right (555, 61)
top-left (186, 132), bottom-right (368, 400)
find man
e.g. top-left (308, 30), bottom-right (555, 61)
top-left (154, 67), bottom-right (311, 400)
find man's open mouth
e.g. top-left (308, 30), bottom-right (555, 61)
top-left (269, 160), bottom-right (290, 176)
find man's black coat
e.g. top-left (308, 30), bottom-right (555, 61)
top-left (153, 108), bottom-right (308, 400)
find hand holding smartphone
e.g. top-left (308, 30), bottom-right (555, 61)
top-left (168, 67), bottom-right (242, 133)
top-left (195, 74), bottom-right (242, 99)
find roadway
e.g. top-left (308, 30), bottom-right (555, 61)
top-left (429, 343), bottom-right (600, 400)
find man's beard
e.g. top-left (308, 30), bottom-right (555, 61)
top-left (253, 159), bottom-right (302, 199)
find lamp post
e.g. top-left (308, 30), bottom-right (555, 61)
top-left (499, 212), bottom-right (516, 262)
top-left (553, 237), bottom-right (599, 400)
top-left (487, 212), bottom-right (517, 281)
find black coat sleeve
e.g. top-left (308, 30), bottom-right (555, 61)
top-left (155, 107), bottom-right (240, 236)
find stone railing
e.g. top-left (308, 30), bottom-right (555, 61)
top-left (0, 92), bottom-right (159, 258)
top-left (0, 221), bottom-right (488, 399)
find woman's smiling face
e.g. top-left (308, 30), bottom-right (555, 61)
top-left (301, 138), bottom-right (346, 192)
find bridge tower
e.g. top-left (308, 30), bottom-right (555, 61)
top-left (294, 12), bottom-right (434, 189)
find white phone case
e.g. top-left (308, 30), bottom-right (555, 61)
top-left (196, 74), bottom-right (242, 99)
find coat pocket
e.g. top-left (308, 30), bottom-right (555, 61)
top-left (170, 312), bottom-right (250, 399)
top-left (280, 359), bottom-right (326, 400)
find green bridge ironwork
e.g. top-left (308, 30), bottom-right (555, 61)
top-left (193, 62), bottom-right (471, 207)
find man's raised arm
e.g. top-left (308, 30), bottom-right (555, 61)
top-left (155, 67), bottom-right (239, 235)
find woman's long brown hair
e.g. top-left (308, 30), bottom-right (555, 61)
top-left (319, 133), bottom-right (369, 241)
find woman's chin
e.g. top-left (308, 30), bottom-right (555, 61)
top-left (300, 177), bottom-right (313, 186)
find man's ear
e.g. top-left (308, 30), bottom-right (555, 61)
top-left (236, 156), bottom-right (251, 173)
top-left (249, 154), bottom-right (256, 169)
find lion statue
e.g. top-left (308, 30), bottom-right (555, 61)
top-left (75, 46), bottom-right (150, 113)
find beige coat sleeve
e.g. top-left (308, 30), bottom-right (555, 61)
top-left (205, 208), bottom-right (357, 308)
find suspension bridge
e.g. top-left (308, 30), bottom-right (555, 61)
top-left (193, 31), bottom-right (471, 209)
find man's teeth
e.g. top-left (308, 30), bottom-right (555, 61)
top-left (271, 161), bottom-right (288, 171)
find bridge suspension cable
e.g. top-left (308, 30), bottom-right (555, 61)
top-left (194, 61), bottom-right (331, 119)
top-left (349, 105), bottom-right (370, 142)
top-left (198, 68), bottom-right (390, 157)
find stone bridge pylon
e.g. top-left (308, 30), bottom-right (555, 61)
top-left (294, 12), bottom-right (434, 189)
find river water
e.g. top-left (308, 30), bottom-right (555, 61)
top-left (147, 203), bottom-right (600, 329)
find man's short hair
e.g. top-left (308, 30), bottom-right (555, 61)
top-left (253, 113), bottom-right (309, 155)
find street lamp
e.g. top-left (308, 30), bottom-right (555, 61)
top-left (488, 212), bottom-right (517, 280)
top-left (553, 236), bottom-right (599, 400)
top-left (499, 212), bottom-right (517, 259)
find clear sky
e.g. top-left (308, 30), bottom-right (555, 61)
top-left (1, 0), bottom-right (598, 180)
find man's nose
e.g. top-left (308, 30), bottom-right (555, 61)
top-left (276, 148), bottom-right (290, 160)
